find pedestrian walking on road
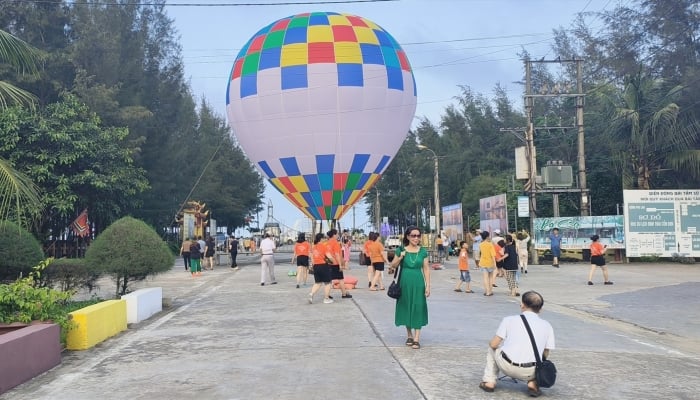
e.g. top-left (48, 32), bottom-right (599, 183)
top-left (516, 230), bottom-right (530, 273)
top-left (229, 235), bottom-right (239, 269)
top-left (549, 228), bottom-right (561, 268)
top-left (479, 291), bottom-right (556, 397)
top-left (364, 233), bottom-right (373, 287)
top-left (453, 241), bottom-right (473, 293)
top-left (180, 237), bottom-right (192, 271)
top-left (308, 233), bottom-right (333, 304)
top-left (502, 235), bottom-right (520, 297)
top-left (367, 232), bottom-right (390, 291)
top-left (478, 231), bottom-right (497, 296)
top-left (204, 236), bottom-right (216, 271)
top-left (472, 229), bottom-right (482, 270)
top-left (327, 229), bottom-right (352, 299)
top-left (588, 235), bottom-right (613, 285)
top-left (391, 226), bottom-right (430, 350)
top-left (259, 233), bottom-right (277, 286)
top-left (189, 240), bottom-right (202, 277)
top-left (292, 233), bottom-right (310, 288)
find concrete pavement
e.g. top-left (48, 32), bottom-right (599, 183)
top-left (3, 252), bottom-right (700, 399)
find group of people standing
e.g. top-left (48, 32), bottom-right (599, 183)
top-left (476, 229), bottom-right (531, 297)
top-left (179, 235), bottom-right (217, 277)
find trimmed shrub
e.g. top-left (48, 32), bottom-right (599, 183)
top-left (0, 220), bottom-right (44, 282)
top-left (36, 257), bottom-right (101, 293)
top-left (85, 216), bottom-right (175, 296)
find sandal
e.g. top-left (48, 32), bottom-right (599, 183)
top-left (411, 341), bottom-right (420, 349)
top-left (479, 382), bottom-right (495, 393)
top-left (405, 338), bottom-right (414, 346)
top-left (369, 288), bottom-right (378, 291)
top-left (465, 290), bottom-right (474, 293)
top-left (527, 387), bottom-right (541, 397)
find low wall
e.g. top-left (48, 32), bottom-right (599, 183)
top-left (0, 323), bottom-right (61, 394)
top-left (121, 287), bottom-right (162, 324)
top-left (66, 299), bottom-right (127, 350)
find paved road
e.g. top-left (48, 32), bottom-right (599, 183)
top-left (3, 254), bottom-right (700, 399)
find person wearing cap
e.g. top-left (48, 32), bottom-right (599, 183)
top-left (587, 235), bottom-right (613, 285)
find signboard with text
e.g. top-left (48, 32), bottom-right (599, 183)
top-left (533, 215), bottom-right (625, 250)
top-left (442, 203), bottom-right (464, 242)
top-left (624, 190), bottom-right (700, 257)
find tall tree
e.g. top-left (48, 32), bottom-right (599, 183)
top-left (600, 72), bottom-right (700, 189)
top-left (0, 28), bottom-right (42, 228)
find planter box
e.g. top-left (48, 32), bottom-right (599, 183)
top-left (66, 299), bottom-right (127, 350)
top-left (121, 287), bottom-right (162, 324)
top-left (0, 323), bottom-right (61, 395)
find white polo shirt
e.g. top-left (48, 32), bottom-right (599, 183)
top-left (260, 238), bottom-right (276, 255)
top-left (497, 311), bottom-right (555, 364)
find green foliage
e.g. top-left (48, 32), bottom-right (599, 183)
top-left (35, 257), bottom-right (101, 293)
top-left (85, 216), bottom-right (174, 296)
top-left (0, 94), bottom-right (149, 237)
top-left (0, 259), bottom-right (74, 343)
top-left (0, 220), bottom-right (44, 281)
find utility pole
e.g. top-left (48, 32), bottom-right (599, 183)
top-left (521, 57), bottom-right (589, 262)
top-left (576, 59), bottom-right (590, 216)
top-left (525, 61), bottom-right (538, 264)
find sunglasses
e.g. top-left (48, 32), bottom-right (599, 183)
top-left (408, 234), bottom-right (421, 238)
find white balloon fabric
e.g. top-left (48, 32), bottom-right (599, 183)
top-left (226, 12), bottom-right (417, 220)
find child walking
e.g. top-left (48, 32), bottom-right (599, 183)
top-left (453, 241), bottom-right (473, 293)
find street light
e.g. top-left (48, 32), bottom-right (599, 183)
top-left (417, 144), bottom-right (440, 251)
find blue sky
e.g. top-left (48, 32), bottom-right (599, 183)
top-left (167, 0), bottom-right (613, 234)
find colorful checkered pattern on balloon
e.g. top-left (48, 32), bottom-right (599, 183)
top-left (230, 12), bottom-right (416, 98)
top-left (260, 153), bottom-right (389, 220)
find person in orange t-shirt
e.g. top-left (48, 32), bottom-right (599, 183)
top-left (292, 233), bottom-right (311, 289)
top-left (326, 229), bottom-right (352, 299)
top-left (367, 232), bottom-right (390, 291)
top-left (364, 235), bottom-right (373, 287)
top-left (454, 241), bottom-right (473, 293)
top-left (587, 235), bottom-right (612, 285)
top-left (308, 233), bottom-right (333, 304)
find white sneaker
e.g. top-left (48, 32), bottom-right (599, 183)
top-left (323, 298), bottom-right (334, 304)
top-left (308, 293), bottom-right (313, 304)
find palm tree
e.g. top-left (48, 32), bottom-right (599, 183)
top-left (605, 71), bottom-right (700, 189)
top-left (0, 29), bottom-right (42, 227)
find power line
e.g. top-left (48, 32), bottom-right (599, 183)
top-left (16, 0), bottom-right (398, 6)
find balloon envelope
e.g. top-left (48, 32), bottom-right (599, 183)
top-left (226, 12), bottom-right (417, 220)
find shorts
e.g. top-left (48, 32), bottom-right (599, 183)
top-left (372, 261), bottom-right (385, 272)
top-left (473, 248), bottom-right (481, 261)
top-left (313, 264), bottom-right (331, 283)
top-left (481, 267), bottom-right (495, 273)
top-left (330, 265), bottom-right (344, 280)
top-left (591, 255), bottom-right (606, 266)
top-left (296, 255), bottom-right (309, 267)
top-left (551, 246), bottom-right (561, 258)
top-left (459, 270), bottom-right (471, 282)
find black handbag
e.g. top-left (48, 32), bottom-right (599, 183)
top-left (387, 260), bottom-right (402, 299)
top-left (520, 315), bottom-right (557, 388)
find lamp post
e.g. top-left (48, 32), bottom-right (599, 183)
top-left (417, 144), bottom-right (439, 249)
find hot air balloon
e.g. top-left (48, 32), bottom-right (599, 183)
top-left (226, 12), bottom-right (417, 221)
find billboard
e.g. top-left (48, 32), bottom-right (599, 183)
top-left (533, 215), bottom-right (625, 250)
top-left (624, 190), bottom-right (700, 257)
top-left (479, 194), bottom-right (507, 234)
top-left (442, 203), bottom-right (463, 242)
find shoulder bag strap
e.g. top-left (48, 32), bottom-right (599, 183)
top-left (393, 248), bottom-right (403, 282)
top-left (520, 314), bottom-right (542, 364)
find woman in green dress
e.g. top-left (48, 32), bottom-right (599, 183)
top-left (391, 226), bottom-right (431, 349)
